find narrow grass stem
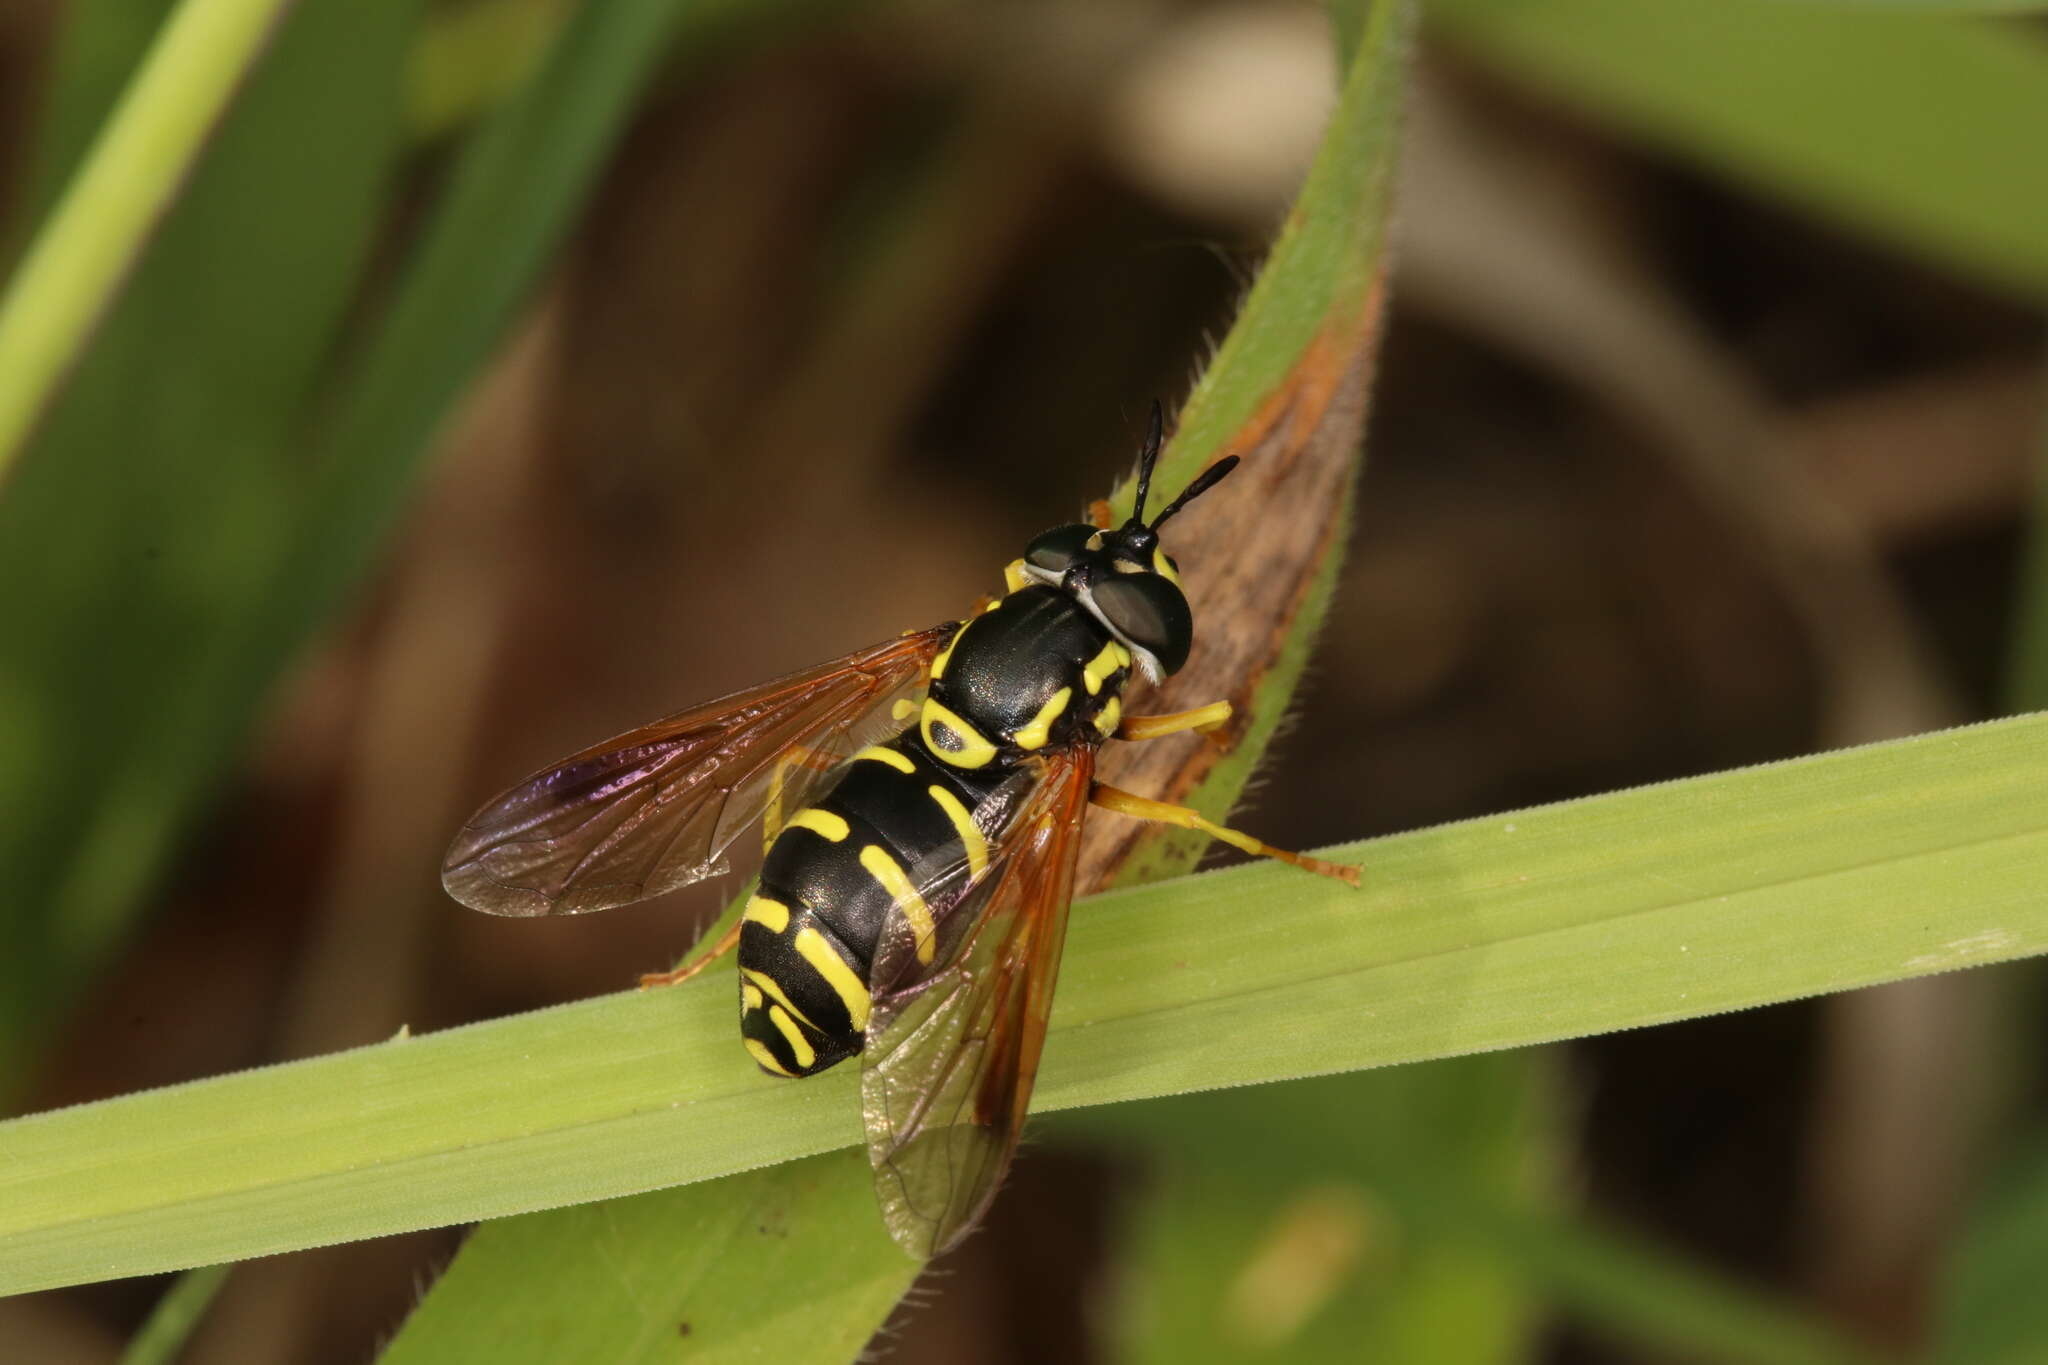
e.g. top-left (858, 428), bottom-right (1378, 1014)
top-left (0, 0), bottom-right (298, 485)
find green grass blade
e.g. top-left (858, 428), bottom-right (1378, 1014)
top-left (379, 0), bottom-right (1417, 1354)
top-left (16, 0), bottom-right (174, 238)
top-left (5, 711), bottom-right (2048, 1294)
top-left (1802, 2), bottom-right (2048, 11)
top-left (117, 1263), bottom-right (232, 1365)
top-left (272, 0), bottom-right (739, 628)
top-left (0, 0), bottom-right (299, 476)
top-left (1430, 0), bottom-right (2048, 301)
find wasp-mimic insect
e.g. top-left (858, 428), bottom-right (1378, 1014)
top-left (443, 406), bottom-right (1359, 1257)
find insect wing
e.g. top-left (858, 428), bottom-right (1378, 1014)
top-left (442, 625), bottom-right (955, 916)
top-left (860, 747), bottom-right (1095, 1258)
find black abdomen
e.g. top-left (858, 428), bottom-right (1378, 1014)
top-left (736, 732), bottom-right (1015, 1077)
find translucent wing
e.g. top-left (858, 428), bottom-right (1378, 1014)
top-left (861, 746), bottom-right (1096, 1259)
top-left (443, 625), bottom-right (955, 916)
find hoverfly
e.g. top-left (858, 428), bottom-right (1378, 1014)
top-left (442, 407), bottom-right (1359, 1257)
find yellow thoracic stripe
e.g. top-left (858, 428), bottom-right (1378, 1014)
top-left (1082, 640), bottom-right (1128, 696)
top-left (786, 807), bottom-right (850, 841)
top-left (767, 1004), bottom-right (817, 1069)
top-left (743, 894), bottom-right (790, 932)
top-left (921, 698), bottom-right (998, 769)
top-left (860, 844), bottom-right (937, 965)
top-left (743, 966), bottom-right (819, 1031)
top-left (741, 982), bottom-right (764, 1012)
top-left (1012, 686), bottom-right (1070, 750)
top-left (853, 744), bottom-right (915, 773)
top-left (746, 1038), bottom-right (794, 1077)
top-left (1095, 695), bottom-right (1122, 736)
top-left (795, 927), bottom-right (871, 1031)
top-left (929, 622), bottom-right (971, 681)
top-left (926, 784), bottom-right (988, 877)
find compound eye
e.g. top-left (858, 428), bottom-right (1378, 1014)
top-left (1091, 573), bottom-right (1193, 674)
top-left (1024, 524), bottom-right (1098, 577)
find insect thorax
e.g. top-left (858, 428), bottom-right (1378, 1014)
top-left (918, 586), bottom-right (1133, 771)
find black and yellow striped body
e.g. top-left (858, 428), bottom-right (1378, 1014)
top-left (739, 585), bottom-right (1133, 1077)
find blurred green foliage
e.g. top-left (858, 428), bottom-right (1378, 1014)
top-left (1933, 1137), bottom-right (2048, 1365)
top-left (1434, 0), bottom-right (2048, 301)
top-left (0, 0), bottom-right (417, 1089)
top-left (0, 0), bottom-right (800, 1096)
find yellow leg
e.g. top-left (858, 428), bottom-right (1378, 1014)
top-left (639, 917), bottom-right (742, 989)
top-left (1089, 782), bottom-right (1361, 886)
top-left (1118, 699), bottom-right (1233, 743)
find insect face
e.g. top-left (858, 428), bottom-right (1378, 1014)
top-left (1019, 521), bottom-right (1193, 678)
top-left (1018, 411), bottom-right (1239, 679)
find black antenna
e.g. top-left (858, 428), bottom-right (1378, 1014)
top-left (1150, 455), bottom-right (1239, 530)
top-left (1131, 401), bottom-right (1165, 524)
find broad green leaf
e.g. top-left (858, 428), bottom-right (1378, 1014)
top-left (1430, 0), bottom-right (2048, 301)
top-left (382, 0), bottom-right (1417, 1354)
top-left (1067, 1058), bottom-right (1555, 1365)
top-left (1487, 1204), bottom-right (1895, 1365)
top-left (6, 710), bottom-right (2048, 1295)
top-left (380, 1150), bottom-right (904, 1365)
top-left (0, 0), bottom-right (418, 1091)
top-left (1071, 1058), bottom-right (1890, 1365)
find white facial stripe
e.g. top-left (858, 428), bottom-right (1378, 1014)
top-left (1020, 555), bottom-right (1168, 680)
